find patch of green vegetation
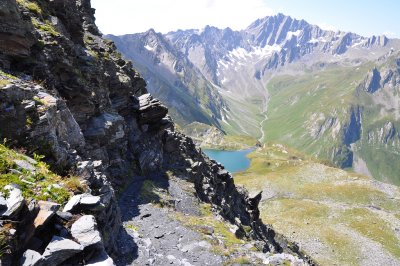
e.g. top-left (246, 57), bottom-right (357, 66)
top-left (87, 49), bottom-right (100, 60)
top-left (175, 203), bottom-right (244, 256)
top-left (0, 144), bottom-right (72, 204)
top-left (32, 96), bottom-right (45, 106)
top-left (25, 116), bottom-right (33, 128)
top-left (84, 34), bottom-right (94, 45)
top-left (341, 208), bottom-right (400, 258)
top-left (31, 18), bottom-right (60, 37)
top-left (124, 224), bottom-right (139, 231)
top-left (0, 70), bottom-right (17, 80)
top-left (16, 0), bottom-right (43, 15)
top-left (320, 228), bottom-right (359, 266)
top-left (0, 80), bottom-right (9, 88)
top-left (64, 176), bottom-right (87, 193)
top-left (139, 180), bottom-right (160, 202)
top-left (139, 180), bottom-right (172, 208)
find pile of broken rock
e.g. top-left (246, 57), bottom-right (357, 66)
top-left (1, 186), bottom-right (115, 266)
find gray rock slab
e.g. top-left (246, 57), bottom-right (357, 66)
top-left (42, 236), bottom-right (83, 265)
top-left (2, 184), bottom-right (25, 218)
top-left (71, 215), bottom-right (102, 249)
top-left (13, 159), bottom-right (36, 172)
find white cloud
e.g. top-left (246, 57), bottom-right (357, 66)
top-left (91, 0), bottom-right (274, 35)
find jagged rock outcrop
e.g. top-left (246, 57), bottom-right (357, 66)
top-left (358, 67), bottom-right (382, 93)
top-left (364, 35), bottom-right (388, 48)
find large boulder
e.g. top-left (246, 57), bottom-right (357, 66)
top-left (42, 236), bottom-right (83, 265)
top-left (136, 94), bottom-right (168, 125)
top-left (71, 215), bottom-right (102, 249)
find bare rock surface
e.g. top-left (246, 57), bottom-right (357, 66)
top-left (42, 236), bottom-right (83, 265)
top-left (71, 215), bottom-right (102, 249)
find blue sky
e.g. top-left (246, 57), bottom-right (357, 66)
top-left (91, 0), bottom-right (399, 38)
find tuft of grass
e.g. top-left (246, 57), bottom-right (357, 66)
top-left (0, 144), bottom-right (72, 204)
top-left (31, 18), bottom-right (60, 37)
top-left (138, 180), bottom-right (172, 208)
top-left (139, 180), bottom-right (159, 202)
top-left (16, 0), bottom-right (42, 15)
top-left (125, 224), bottom-right (139, 231)
top-left (32, 96), bottom-right (45, 106)
top-left (0, 80), bottom-right (9, 88)
top-left (0, 70), bottom-right (17, 80)
top-left (64, 176), bottom-right (87, 193)
top-left (174, 203), bottom-right (244, 256)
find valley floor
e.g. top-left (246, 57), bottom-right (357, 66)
top-left (234, 145), bottom-right (400, 266)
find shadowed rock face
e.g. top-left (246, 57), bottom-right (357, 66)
top-left (0, 0), bottom-right (35, 63)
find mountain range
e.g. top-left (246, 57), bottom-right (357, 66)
top-left (106, 13), bottom-right (400, 185)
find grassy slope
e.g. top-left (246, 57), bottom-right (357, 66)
top-left (263, 62), bottom-right (400, 185)
top-left (234, 145), bottom-right (400, 266)
top-left (264, 63), bottom-right (370, 157)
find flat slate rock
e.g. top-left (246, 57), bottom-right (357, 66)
top-left (63, 194), bottom-right (101, 213)
top-left (71, 215), bottom-right (102, 249)
top-left (13, 159), bottom-right (36, 172)
top-left (42, 236), bottom-right (82, 265)
top-left (2, 184), bottom-right (25, 218)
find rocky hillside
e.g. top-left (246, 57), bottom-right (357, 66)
top-left (108, 13), bottom-right (400, 185)
top-left (0, 0), bottom-right (315, 265)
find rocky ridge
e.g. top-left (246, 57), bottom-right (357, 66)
top-left (0, 0), bottom-right (314, 265)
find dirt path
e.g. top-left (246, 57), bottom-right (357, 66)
top-left (258, 112), bottom-right (268, 142)
top-left (115, 177), bottom-right (223, 266)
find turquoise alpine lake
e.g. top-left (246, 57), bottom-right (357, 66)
top-left (203, 149), bottom-right (252, 173)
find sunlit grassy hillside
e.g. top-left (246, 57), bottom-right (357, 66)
top-left (235, 144), bottom-right (400, 266)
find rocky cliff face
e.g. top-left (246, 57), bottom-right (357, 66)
top-left (0, 0), bottom-right (314, 265)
